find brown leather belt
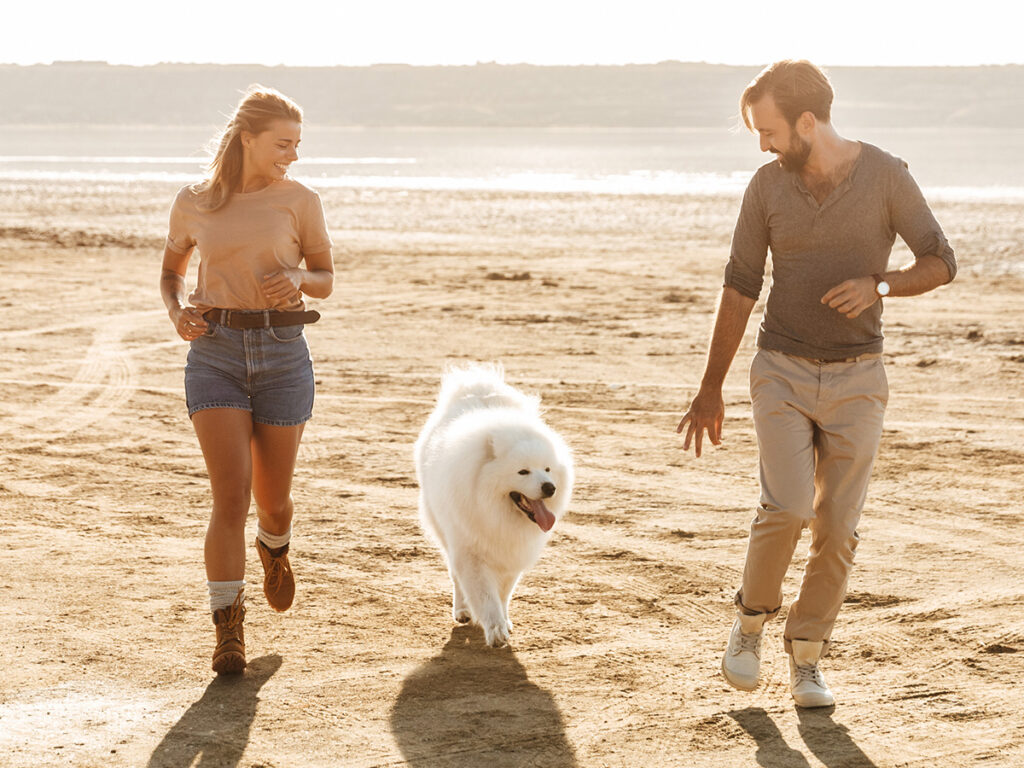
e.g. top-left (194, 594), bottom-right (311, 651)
top-left (203, 308), bottom-right (320, 329)
top-left (811, 352), bottom-right (882, 364)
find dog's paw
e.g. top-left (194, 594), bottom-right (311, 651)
top-left (483, 620), bottom-right (511, 648)
top-left (452, 590), bottom-right (471, 624)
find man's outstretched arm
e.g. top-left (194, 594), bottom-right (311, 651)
top-left (677, 285), bottom-right (757, 457)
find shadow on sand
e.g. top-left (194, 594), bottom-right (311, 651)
top-left (147, 654), bottom-right (282, 768)
top-left (729, 706), bottom-right (878, 768)
top-left (796, 705), bottom-right (879, 768)
top-left (391, 625), bottom-right (578, 767)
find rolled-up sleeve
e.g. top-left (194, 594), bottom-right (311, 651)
top-left (299, 191), bottom-right (333, 255)
top-left (889, 162), bottom-right (957, 283)
top-left (724, 172), bottom-right (770, 300)
top-left (165, 186), bottom-right (195, 255)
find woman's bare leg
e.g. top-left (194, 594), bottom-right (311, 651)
top-left (251, 422), bottom-right (305, 535)
top-left (192, 408), bottom-right (254, 582)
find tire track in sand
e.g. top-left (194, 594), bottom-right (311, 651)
top-left (5, 325), bottom-right (134, 443)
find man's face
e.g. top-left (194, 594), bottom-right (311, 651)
top-left (750, 96), bottom-right (812, 172)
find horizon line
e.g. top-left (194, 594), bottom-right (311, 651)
top-left (3, 60), bottom-right (1023, 70)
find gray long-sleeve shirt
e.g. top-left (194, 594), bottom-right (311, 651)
top-left (724, 142), bottom-right (957, 360)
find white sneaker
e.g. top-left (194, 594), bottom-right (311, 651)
top-left (789, 640), bottom-right (835, 707)
top-left (721, 611), bottom-right (767, 691)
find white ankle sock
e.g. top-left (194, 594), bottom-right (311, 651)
top-left (258, 525), bottom-right (291, 549)
top-left (208, 580), bottom-right (246, 613)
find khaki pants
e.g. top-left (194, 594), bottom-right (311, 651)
top-left (737, 348), bottom-right (888, 654)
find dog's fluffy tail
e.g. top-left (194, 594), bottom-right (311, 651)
top-left (435, 362), bottom-right (538, 416)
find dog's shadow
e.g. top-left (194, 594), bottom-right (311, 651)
top-left (390, 625), bottom-right (578, 767)
top-left (147, 654), bottom-right (282, 768)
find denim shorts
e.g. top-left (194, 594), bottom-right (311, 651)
top-left (185, 318), bottom-right (315, 426)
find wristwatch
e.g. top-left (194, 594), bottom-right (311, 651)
top-left (872, 273), bottom-right (890, 297)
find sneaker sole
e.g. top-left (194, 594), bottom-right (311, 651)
top-left (721, 657), bottom-right (758, 692)
top-left (793, 694), bottom-right (835, 708)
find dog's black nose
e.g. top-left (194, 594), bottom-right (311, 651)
top-left (541, 482), bottom-right (556, 498)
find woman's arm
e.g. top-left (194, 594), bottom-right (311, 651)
top-left (160, 244), bottom-right (208, 339)
top-left (261, 248), bottom-right (335, 303)
top-left (297, 248), bottom-right (335, 299)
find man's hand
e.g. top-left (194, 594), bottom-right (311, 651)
top-left (821, 276), bottom-right (878, 319)
top-left (676, 286), bottom-right (755, 458)
top-left (676, 386), bottom-right (725, 458)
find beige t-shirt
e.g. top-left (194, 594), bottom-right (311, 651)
top-left (166, 179), bottom-right (332, 312)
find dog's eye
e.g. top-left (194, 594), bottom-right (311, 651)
top-left (518, 469), bottom-right (529, 475)
top-left (545, 467), bottom-right (550, 472)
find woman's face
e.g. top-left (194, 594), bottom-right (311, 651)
top-left (242, 119), bottom-right (302, 183)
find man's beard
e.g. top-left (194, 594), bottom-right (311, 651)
top-left (774, 133), bottom-right (812, 172)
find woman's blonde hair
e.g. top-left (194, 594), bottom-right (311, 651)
top-left (194, 84), bottom-right (303, 211)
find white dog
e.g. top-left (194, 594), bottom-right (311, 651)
top-left (414, 364), bottom-right (574, 647)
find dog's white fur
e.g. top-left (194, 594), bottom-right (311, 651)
top-left (414, 363), bottom-right (574, 646)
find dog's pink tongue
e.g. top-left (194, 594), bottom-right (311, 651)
top-left (529, 499), bottom-right (556, 532)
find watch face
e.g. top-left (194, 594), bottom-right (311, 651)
top-left (877, 281), bottom-right (890, 296)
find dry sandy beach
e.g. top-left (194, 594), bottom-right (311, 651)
top-left (1, 179), bottom-right (1023, 767)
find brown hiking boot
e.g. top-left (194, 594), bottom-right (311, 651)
top-left (211, 590), bottom-right (246, 675)
top-left (256, 537), bottom-right (295, 612)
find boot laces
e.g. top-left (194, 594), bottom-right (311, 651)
top-left (265, 547), bottom-right (291, 590)
top-left (221, 588), bottom-right (245, 633)
top-left (794, 662), bottom-right (825, 687)
top-left (734, 630), bottom-right (761, 656)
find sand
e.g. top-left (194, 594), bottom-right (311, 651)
top-left (1, 179), bottom-right (1023, 767)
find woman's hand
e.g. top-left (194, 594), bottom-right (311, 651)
top-left (262, 269), bottom-right (303, 304)
top-left (171, 306), bottom-right (209, 341)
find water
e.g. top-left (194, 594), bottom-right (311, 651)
top-left (1, 125), bottom-right (1022, 200)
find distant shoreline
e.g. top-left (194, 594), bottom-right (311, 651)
top-left (2, 123), bottom-right (1022, 194)
top-left (2, 62), bottom-right (1021, 129)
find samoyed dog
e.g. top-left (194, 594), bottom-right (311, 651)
top-left (414, 363), bottom-right (574, 647)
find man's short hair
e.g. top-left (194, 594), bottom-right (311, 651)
top-left (740, 60), bottom-right (834, 131)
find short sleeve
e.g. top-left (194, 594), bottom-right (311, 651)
top-left (724, 172), bottom-right (770, 300)
top-left (299, 191), bottom-right (332, 255)
top-left (165, 186), bottom-right (196, 255)
top-left (889, 161), bottom-right (957, 283)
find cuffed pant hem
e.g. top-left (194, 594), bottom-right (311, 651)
top-left (735, 591), bottom-right (781, 621)
top-left (784, 636), bottom-right (832, 657)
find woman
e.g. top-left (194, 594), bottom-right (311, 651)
top-left (160, 85), bottom-right (334, 674)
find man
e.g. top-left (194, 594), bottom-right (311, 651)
top-left (676, 60), bottom-right (956, 707)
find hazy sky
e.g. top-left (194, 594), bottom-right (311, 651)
top-left (6, 0), bottom-right (1024, 67)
